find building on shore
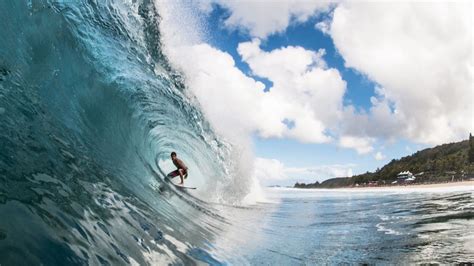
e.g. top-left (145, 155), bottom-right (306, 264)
top-left (395, 171), bottom-right (416, 184)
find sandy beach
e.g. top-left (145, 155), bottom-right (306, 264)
top-left (348, 180), bottom-right (474, 190)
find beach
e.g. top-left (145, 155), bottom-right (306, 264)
top-left (349, 180), bottom-right (474, 190)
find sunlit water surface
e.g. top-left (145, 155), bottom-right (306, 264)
top-left (236, 186), bottom-right (474, 265)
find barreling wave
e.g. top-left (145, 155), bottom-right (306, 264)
top-left (0, 0), bottom-right (254, 264)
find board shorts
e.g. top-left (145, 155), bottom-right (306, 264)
top-left (167, 169), bottom-right (188, 178)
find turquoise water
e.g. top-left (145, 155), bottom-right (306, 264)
top-left (0, 0), bottom-right (241, 264)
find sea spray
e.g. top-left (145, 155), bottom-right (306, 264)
top-left (155, 0), bottom-right (268, 204)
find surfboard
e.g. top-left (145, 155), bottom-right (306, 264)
top-left (165, 176), bottom-right (197, 190)
top-left (174, 184), bottom-right (197, 190)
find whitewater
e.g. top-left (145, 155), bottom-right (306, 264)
top-left (1, 1), bottom-right (473, 265)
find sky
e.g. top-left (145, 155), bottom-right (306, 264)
top-left (157, 0), bottom-right (473, 186)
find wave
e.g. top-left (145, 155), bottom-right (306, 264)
top-left (0, 0), bottom-right (256, 264)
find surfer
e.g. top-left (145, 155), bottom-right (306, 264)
top-left (167, 152), bottom-right (188, 185)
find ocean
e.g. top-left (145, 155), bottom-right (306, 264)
top-left (243, 187), bottom-right (474, 264)
top-left (0, 0), bottom-right (473, 265)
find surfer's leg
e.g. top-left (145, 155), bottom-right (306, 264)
top-left (178, 169), bottom-right (184, 185)
top-left (167, 170), bottom-right (179, 178)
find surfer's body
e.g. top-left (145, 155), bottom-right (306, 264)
top-left (168, 152), bottom-right (188, 185)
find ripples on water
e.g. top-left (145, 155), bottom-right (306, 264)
top-left (242, 188), bottom-right (474, 265)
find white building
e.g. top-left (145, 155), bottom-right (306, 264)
top-left (397, 171), bottom-right (416, 182)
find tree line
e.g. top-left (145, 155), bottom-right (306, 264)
top-left (295, 134), bottom-right (474, 188)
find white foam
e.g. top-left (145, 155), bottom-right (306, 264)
top-left (376, 222), bottom-right (403, 236)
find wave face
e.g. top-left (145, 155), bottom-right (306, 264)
top-left (0, 0), bottom-right (250, 264)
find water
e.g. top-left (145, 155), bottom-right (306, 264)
top-left (243, 187), bottom-right (474, 264)
top-left (1, 0), bottom-right (473, 264)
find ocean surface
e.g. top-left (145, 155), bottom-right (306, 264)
top-left (1, 0), bottom-right (473, 265)
top-left (244, 187), bottom-right (474, 264)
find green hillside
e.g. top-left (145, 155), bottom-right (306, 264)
top-left (295, 134), bottom-right (474, 188)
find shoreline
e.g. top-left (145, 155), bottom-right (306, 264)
top-left (290, 180), bottom-right (474, 190)
top-left (348, 180), bottom-right (474, 190)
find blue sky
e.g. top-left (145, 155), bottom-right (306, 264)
top-left (159, 1), bottom-right (472, 186)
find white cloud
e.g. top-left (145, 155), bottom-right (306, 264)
top-left (285, 165), bottom-right (354, 179)
top-left (238, 39), bottom-right (346, 143)
top-left (338, 136), bottom-right (374, 154)
top-left (164, 35), bottom-right (346, 144)
top-left (254, 157), bottom-right (355, 185)
top-left (374, 151), bottom-right (385, 161)
top-left (340, 87), bottom-right (404, 142)
top-left (315, 20), bottom-right (330, 35)
top-left (327, 2), bottom-right (473, 145)
top-left (206, 1), bottom-right (334, 38)
top-left (165, 43), bottom-right (266, 141)
top-left (254, 158), bottom-right (288, 181)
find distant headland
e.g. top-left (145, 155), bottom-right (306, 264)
top-left (294, 134), bottom-right (474, 189)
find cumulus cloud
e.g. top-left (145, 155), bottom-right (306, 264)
top-left (165, 43), bottom-right (266, 140)
top-left (238, 39), bottom-right (346, 142)
top-left (327, 1), bottom-right (473, 145)
top-left (165, 35), bottom-right (346, 144)
top-left (340, 87), bottom-right (404, 142)
top-left (338, 136), bottom-right (374, 155)
top-left (203, 1), bottom-right (334, 38)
